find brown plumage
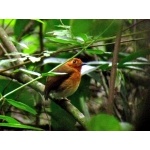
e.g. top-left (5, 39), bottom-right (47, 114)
top-left (44, 58), bottom-right (82, 100)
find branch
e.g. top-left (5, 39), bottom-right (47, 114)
top-left (0, 26), bottom-right (24, 65)
top-left (107, 21), bottom-right (123, 114)
top-left (0, 27), bottom-right (18, 55)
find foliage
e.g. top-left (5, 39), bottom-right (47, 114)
top-left (0, 19), bottom-right (150, 130)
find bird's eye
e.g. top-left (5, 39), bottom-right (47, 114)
top-left (72, 59), bottom-right (77, 64)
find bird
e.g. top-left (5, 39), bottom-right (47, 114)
top-left (44, 58), bottom-right (82, 100)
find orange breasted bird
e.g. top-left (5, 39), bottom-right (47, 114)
top-left (44, 58), bottom-right (82, 100)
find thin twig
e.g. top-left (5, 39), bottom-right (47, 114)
top-left (89, 37), bottom-right (145, 49)
top-left (4, 19), bottom-right (14, 30)
top-left (107, 22), bottom-right (123, 115)
top-left (39, 22), bottom-right (44, 72)
top-left (122, 19), bottom-right (146, 32)
top-left (17, 20), bottom-right (35, 41)
top-left (100, 71), bottom-right (109, 97)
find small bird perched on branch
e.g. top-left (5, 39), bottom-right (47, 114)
top-left (44, 58), bottom-right (83, 100)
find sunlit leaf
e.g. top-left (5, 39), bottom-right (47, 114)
top-left (22, 35), bottom-right (39, 54)
top-left (76, 33), bottom-right (90, 42)
top-left (0, 115), bottom-right (20, 124)
top-left (0, 123), bottom-right (42, 130)
top-left (75, 36), bottom-right (85, 44)
top-left (18, 42), bottom-right (29, 49)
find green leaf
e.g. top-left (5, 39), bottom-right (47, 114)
top-left (32, 19), bottom-right (45, 24)
top-left (6, 99), bottom-right (37, 115)
top-left (0, 123), bottom-right (42, 130)
top-left (75, 33), bottom-right (90, 42)
top-left (71, 19), bottom-right (121, 37)
top-left (96, 20), bottom-right (121, 37)
top-left (87, 114), bottom-right (122, 131)
top-left (51, 101), bottom-right (77, 131)
top-left (14, 19), bottom-right (30, 38)
top-left (86, 49), bottom-right (104, 55)
top-left (0, 115), bottom-right (20, 123)
top-left (0, 19), bottom-right (16, 29)
top-left (119, 50), bottom-right (150, 64)
top-left (71, 19), bottom-right (93, 36)
top-left (46, 37), bottom-right (79, 45)
top-left (22, 35), bottom-right (39, 54)
top-left (99, 64), bottom-right (110, 70)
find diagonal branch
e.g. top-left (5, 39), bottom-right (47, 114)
top-left (0, 26), bottom-right (24, 66)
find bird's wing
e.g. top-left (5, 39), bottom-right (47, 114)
top-left (44, 64), bottom-right (73, 99)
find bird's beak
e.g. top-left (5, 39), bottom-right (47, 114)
top-left (82, 62), bottom-right (86, 66)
